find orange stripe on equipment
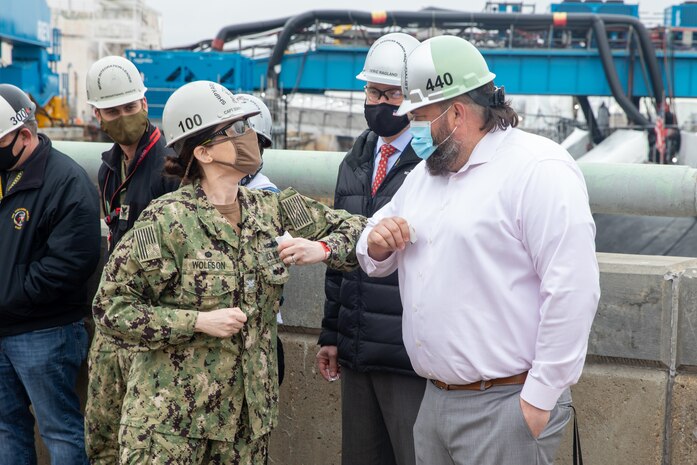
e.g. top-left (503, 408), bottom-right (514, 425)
top-left (371, 11), bottom-right (388, 24)
top-left (553, 13), bottom-right (568, 27)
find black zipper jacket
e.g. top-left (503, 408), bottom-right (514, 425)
top-left (98, 122), bottom-right (179, 254)
top-left (0, 135), bottom-right (101, 336)
top-left (319, 129), bottom-right (422, 376)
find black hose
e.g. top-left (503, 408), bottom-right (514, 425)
top-left (576, 96), bottom-right (604, 143)
top-left (211, 16), bottom-right (293, 50)
top-left (594, 14), bottom-right (663, 108)
top-left (265, 10), bottom-right (664, 119)
top-left (165, 39), bottom-right (212, 51)
top-left (589, 16), bottom-right (651, 126)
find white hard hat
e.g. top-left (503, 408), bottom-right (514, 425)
top-left (86, 56), bottom-right (147, 109)
top-left (237, 94), bottom-right (272, 148)
top-left (0, 84), bottom-right (36, 139)
top-left (162, 81), bottom-right (260, 149)
top-left (397, 36), bottom-right (496, 116)
top-left (356, 32), bottom-right (420, 87)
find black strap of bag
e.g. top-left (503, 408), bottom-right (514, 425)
top-left (570, 405), bottom-right (584, 465)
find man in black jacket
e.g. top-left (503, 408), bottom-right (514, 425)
top-left (317, 33), bottom-right (425, 465)
top-left (84, 55), bottom-right (179, 464)
top-left (0, 84), bottom-right (100, 465)
top-left (86, 55), bottom-right (179, 253)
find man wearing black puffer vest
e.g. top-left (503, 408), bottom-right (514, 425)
top-left (317, 33), bottom-right (425, 465)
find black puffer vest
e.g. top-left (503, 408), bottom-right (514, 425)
top-left (319, 129), bottom-right (421, 376)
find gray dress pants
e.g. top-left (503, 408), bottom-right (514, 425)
top-left (414, 381), bottom-right (572, 465)
top-left (341, 367), bottom-right (426, 465)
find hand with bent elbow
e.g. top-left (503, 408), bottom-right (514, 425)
top-left (316, 345), bottom-right (340, 381)
top-left (367, 216), bottom-right (412, 261)
top-left (195, 308), bottom-right (247, 337)
top-left (520, 397), bottom-right (551, 439)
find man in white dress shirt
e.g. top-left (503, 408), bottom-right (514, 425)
top-left (356, 35), bottom-right (601, 465)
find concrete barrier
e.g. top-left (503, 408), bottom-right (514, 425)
top-left (265, 252), bottom-right (697, 465)
top-left (32, 250), bottom-right (697, 465)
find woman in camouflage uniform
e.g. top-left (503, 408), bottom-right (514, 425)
top-left (90, 81), bottom-right (365, 465)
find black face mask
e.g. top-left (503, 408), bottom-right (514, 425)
top-left (364, 102), bottom-right (410, 137)
top-left (0, 131), bottom-right (25, 171)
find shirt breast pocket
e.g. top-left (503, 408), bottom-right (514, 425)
top-left (180, 269), bottom-right (236, 311)
top-left (261, 260), bottom-right (290, 286)
top-left (243, 260), bottom-right (290, 323)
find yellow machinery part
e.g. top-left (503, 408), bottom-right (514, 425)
top-left (36, 96), bottom-right (70, 127)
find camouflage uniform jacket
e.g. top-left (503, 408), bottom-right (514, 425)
top-left (92, 181), bottom-right (365, 441)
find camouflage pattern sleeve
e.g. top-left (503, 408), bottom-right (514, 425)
top-left (92, 219), bottom-right (198, 350)
top-left (278, 188), bottom-right (367, 272)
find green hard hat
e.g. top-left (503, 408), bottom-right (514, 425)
top-left (396, 35), bottom-right (496, 116)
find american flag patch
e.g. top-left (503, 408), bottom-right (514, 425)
top-left (280, 193), bottom-right (313, 231)
top-left (133, 225), bottom-right (161, 262)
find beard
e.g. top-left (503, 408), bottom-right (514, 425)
top-left (425, 122), bottom-right (462, 176)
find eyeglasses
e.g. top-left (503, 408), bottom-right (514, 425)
top-left (364, 86), bottom-right (404, 102)
top-left (201, 119), bottom-right (249, 146)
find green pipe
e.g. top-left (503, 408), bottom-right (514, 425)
top-left (54, 141), bottom-right (697, 217)
top-left (578, 162), bottom-right (697, 217)
top-left (262, 150), bottom-right (343, 205)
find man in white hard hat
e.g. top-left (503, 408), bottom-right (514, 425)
top-left (86, 55), bottom-right (179, 252)
top-left (0, 84), bottom-right (100, 465)
top-left (84, 55), bottom-right (179, 465)
top-left (357, 35), bottom-right (600, 465)
top-left (316, 32), bottom-right (424, 465)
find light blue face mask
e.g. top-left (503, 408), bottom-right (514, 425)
top-left (408, 105), bottom-right (457, 160)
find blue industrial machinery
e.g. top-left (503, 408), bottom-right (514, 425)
top-left (127, 49), bottom-right (256, 119)
top-left (0, 0), bottom-right (60, 107)
top-left (483, 2), bottom-right (535, 13)
top-left (665, 2), bottom-right (697, 27)
top-left (130, 45), bottom-right (697, 120)
top-left (261, 47), bottom-right (692, 97)
top-left (551, 1), bottom-right (639, 17)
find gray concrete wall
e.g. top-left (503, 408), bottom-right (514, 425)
top-left (266, 252), bottom-right (697, 465)
top-left (35, 252), bottom-right (697, 464)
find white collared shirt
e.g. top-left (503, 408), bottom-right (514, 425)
top-left (357, 127), bottom-right (600, 410)
top-left (371, 129), bottom-right (412, 183)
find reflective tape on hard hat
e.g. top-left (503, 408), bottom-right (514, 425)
top-left (553, 13), bottom-right (568, 27)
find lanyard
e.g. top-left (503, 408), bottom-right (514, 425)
top-left (102, 127), bottom-right (161, 216)
top-left (0, 171), bottom-right (23, 202)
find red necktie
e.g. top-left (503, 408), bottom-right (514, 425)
top-left (372, 144), bottom-right (396, 197)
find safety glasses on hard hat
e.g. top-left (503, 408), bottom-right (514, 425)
top-left (364, 86), bottom-right (403, 103)
top-left (201, 119), bottom-right (250, 146)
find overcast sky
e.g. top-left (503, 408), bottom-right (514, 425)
top-left (145, 0), bottom-right (675, 48)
